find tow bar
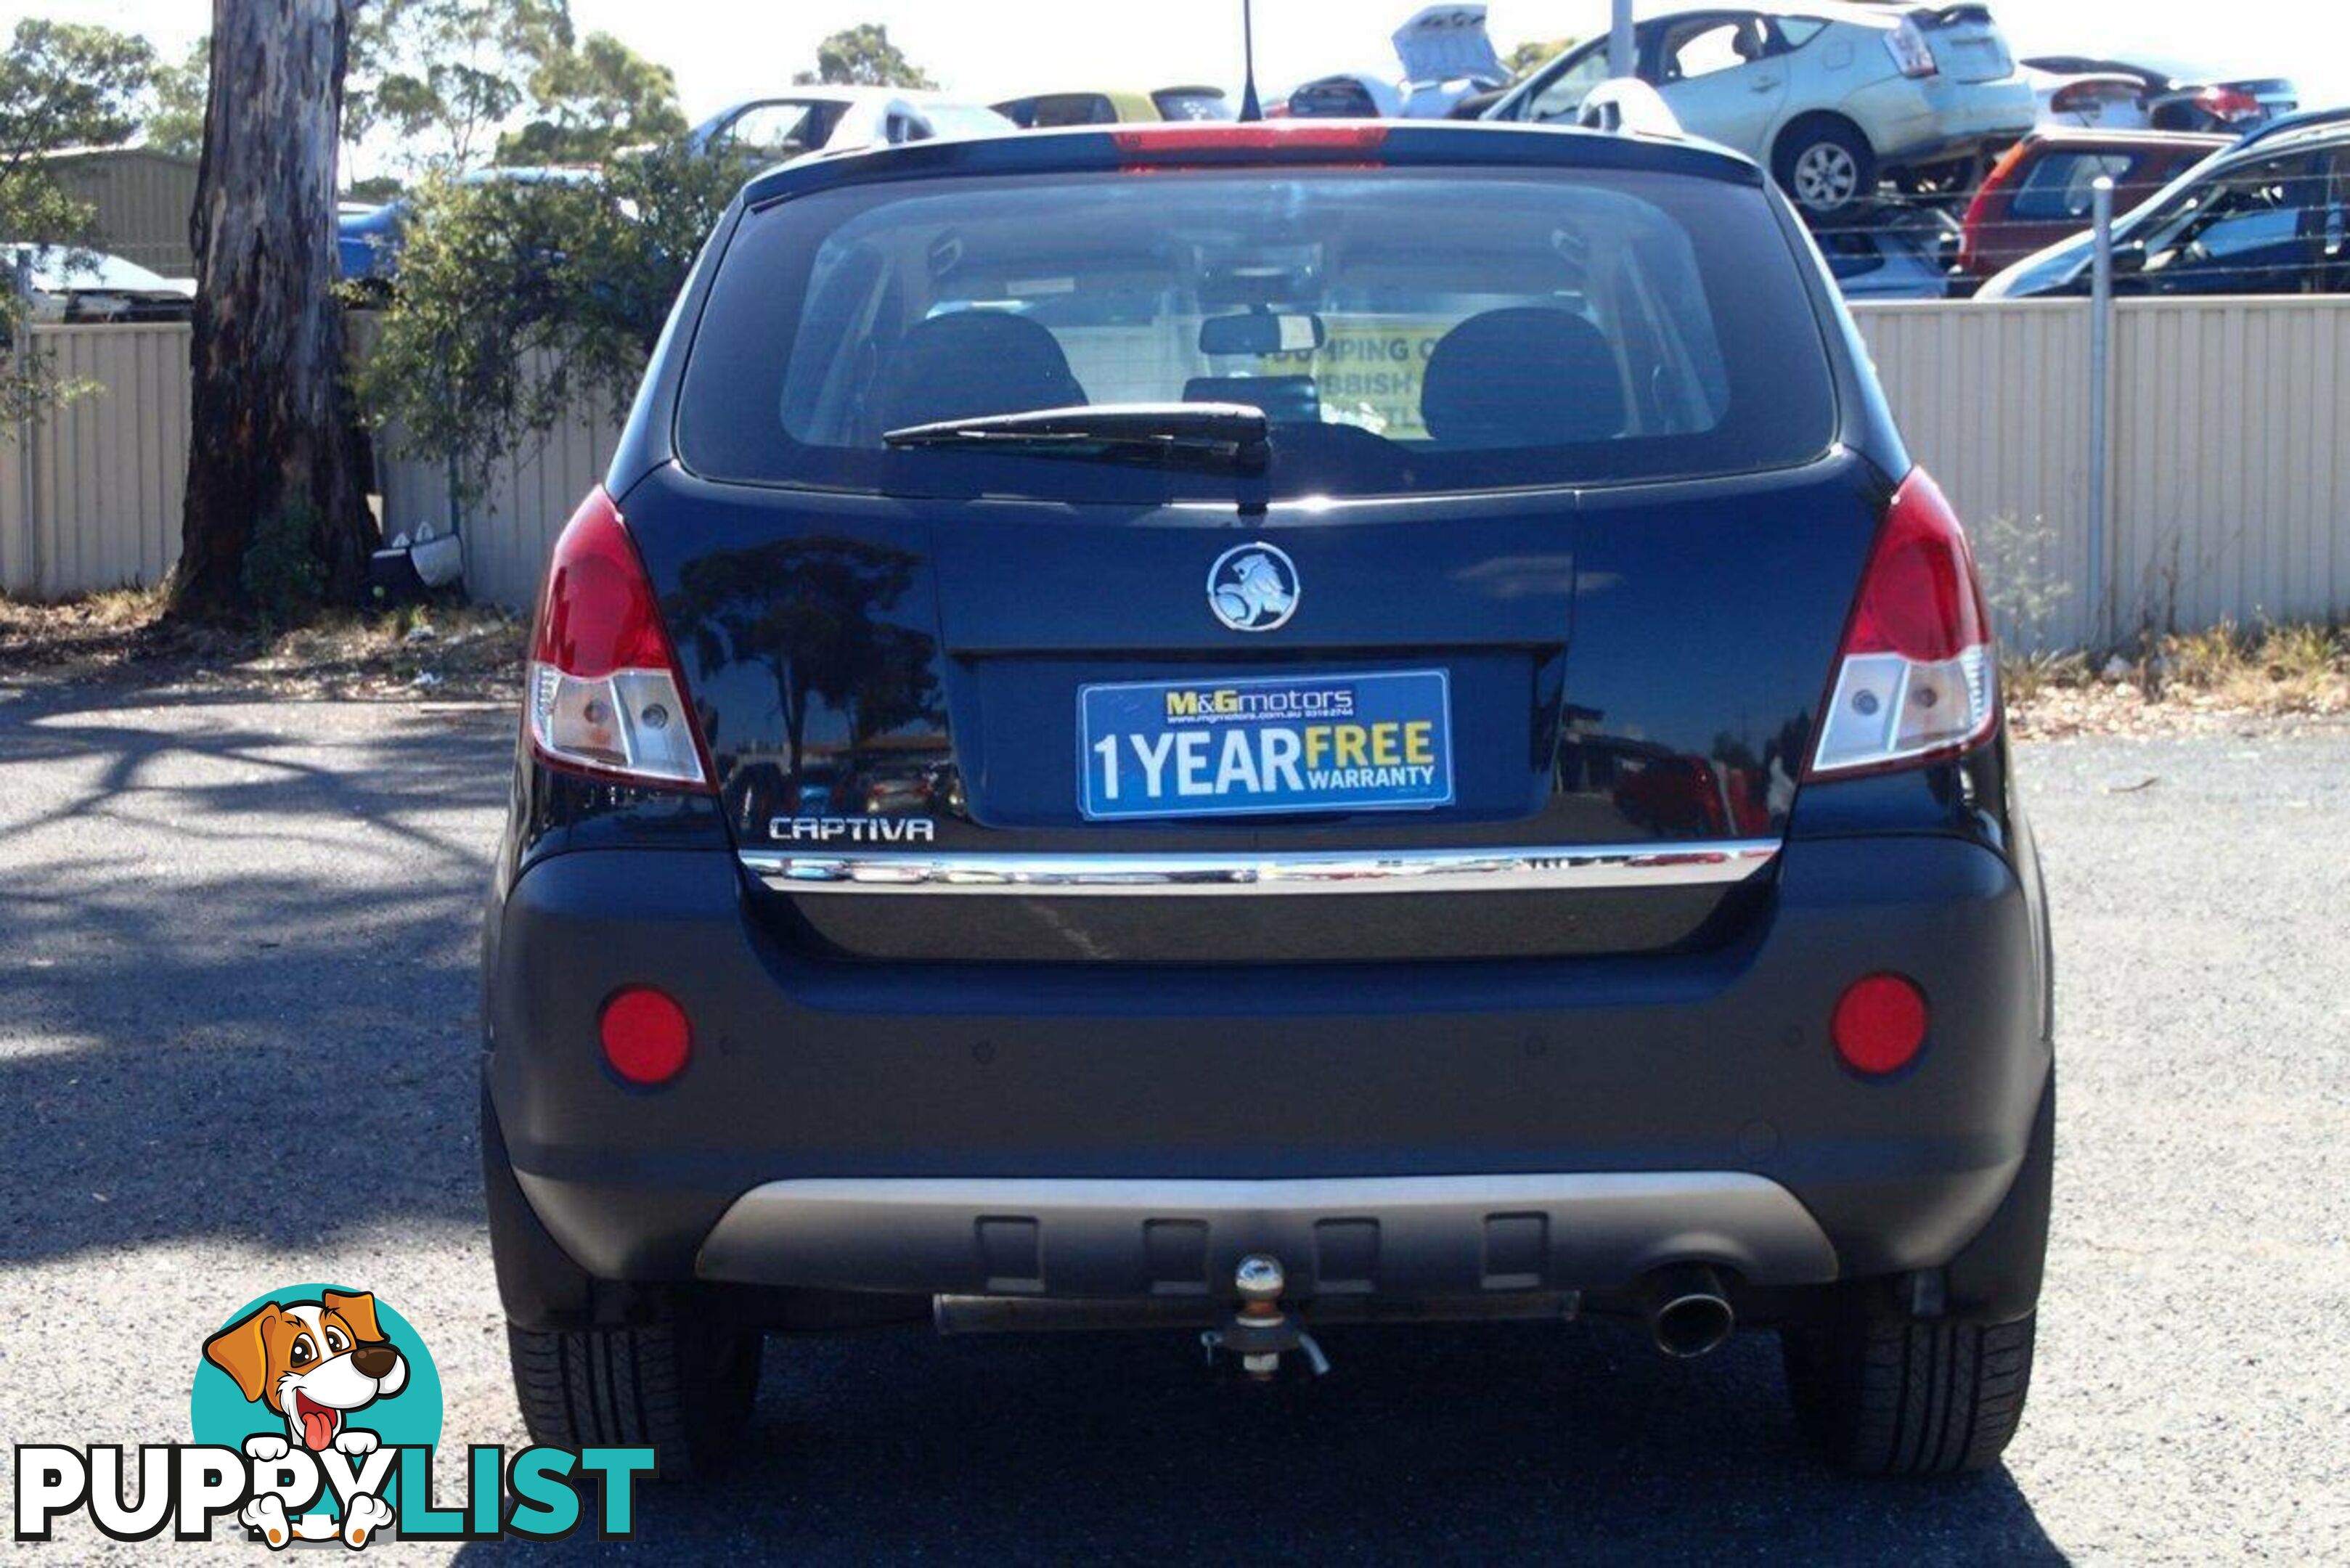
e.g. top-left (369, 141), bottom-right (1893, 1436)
top-left (1199, 1254), bottom-right (1331, 1380)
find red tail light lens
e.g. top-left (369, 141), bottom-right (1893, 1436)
top-left (600, 987), bottom-right (692, 1086)
top-left (2197, 86), bottom-right (2261, 123)
top-left (1832, 974), bottom-right (1928, 1076)
top-left (1958, 142), bottom-right (2028, 274)
top-left (1114, 123), bottom-right (1388, 165)
top-left (1809, 469), bottom-right (1997, 778)
top-left (526, 489), bottom-right (711, 789)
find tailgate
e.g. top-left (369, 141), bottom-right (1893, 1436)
top-left (1918, 7), bottom-right (2016, 83)
top-left (626, 454), bottom-right (1885, 964)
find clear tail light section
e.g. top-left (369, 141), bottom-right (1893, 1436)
top-left (1808, 470), bottom-right (1997, 779)
top-left (526, 488), bottom-right (712, 790)
top-left (1884, 20), bottom-right (1938, 78)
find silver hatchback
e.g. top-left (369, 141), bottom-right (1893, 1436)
top-left (1487, 2), bottom-right (2036, 218)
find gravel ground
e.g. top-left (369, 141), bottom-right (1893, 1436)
top-left (0, 682), bottom-right (2343, 1563)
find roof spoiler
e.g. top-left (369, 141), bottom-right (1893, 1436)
top-left (2232, 104), bottom-right (2350, 152)
top-left (1576, 79), bottom-right (1683, 137)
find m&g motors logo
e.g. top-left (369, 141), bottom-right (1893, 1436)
top-left (13, 1283), bottom-right (653, 1548)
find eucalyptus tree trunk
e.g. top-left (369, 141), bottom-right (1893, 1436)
top-left (173, 0), bottom-right (370, 618)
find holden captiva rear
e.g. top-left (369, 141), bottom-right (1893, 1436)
top-left (482, 117), bottom-right (2052, 1480)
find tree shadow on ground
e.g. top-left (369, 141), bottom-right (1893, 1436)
top-left (456, 1320), bottom-right (2065, 1564)
top-left (0, 681), bottom-right (508, 1264)
top-left (0, 682), bottom-right (2065, 1562)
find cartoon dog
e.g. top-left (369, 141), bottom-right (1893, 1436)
top-left (204, 1290), bottom-right (409, 1455)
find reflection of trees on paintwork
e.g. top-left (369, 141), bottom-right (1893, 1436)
top-left (671, 537), bottom-right (938, 780)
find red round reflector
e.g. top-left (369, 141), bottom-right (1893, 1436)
top-left (600, 987), bottom-right (691, 1085)
top-left (1832, 975), bottom-right (1928, 1076)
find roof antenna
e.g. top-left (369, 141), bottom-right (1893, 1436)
top-left (1239, 0), bottom-right (1263, 121)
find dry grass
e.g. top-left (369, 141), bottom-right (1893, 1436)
top-left (2004, 621), bottom-right (2350, 739)
top-left (0, 587), bottom-right (525, 701)
top-left (2152, 621), bottom-right (2349, 712)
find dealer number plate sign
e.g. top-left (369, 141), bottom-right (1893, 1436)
top-left (1079, 670), bottom-right (1454, 822)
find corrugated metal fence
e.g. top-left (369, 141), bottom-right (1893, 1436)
top-left (1854, 297), bottom-right (2350, 649)
top-left (0, 323), bottom-right (191, 600)
top-left (371, 375), bottom-right (626, 611)
top-left (4, 301), bottom-right (2348, 649)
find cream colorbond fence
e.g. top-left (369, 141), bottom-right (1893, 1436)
top-left (0, 324), bottom-right (192, 600)
top-left (4, 302), bottom-right (2348, 650)
top-left (1850, 297), bottom-right (2350, 650)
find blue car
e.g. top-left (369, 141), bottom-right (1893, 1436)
top-left (336, 167), bottom-right (602, 289)
top-left (482, 118), bottom-right (2052, 1480)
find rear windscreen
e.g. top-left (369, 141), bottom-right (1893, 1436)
top-left (678, 166), bottom-right (1837, 500)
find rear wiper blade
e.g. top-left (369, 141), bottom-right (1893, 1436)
top-left (882, 403), bottom-right (1271, 475)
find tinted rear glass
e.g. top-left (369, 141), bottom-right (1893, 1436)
top-left (679, 166), bottom-right (1837, 501)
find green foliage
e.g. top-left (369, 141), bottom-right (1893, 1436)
top-left (497, 31), bottom-right (687, 163)
top-left (0, 20), bottom-right (158, 233)
top-left (0, 20), bottom-right (160, 430)
top-left (348, 174), bottom-right (407, 205)
top-left (144, 35), bottom-right (208, 160)
top-left (1504, 37), bottom-right (1578, 81)
top-left (1973, 512), bottom-right (2072, 652)
top-left (792, 23), bottom-right (936, 89)
top-left (348, 0), bottom-right (576, 172)
top-left (354, 147), bottom-right (737, 508)
top-left (241, 501), bottom-right (329, 629)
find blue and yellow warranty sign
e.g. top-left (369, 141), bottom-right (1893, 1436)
top-left (1080, 670), bottom-right (1455, 821)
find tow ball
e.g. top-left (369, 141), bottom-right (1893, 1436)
top-left (1200, 1254), bottom-right (1331, 1380)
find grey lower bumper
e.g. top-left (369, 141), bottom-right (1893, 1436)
top-left (690, 1172), bottom-right (1840, 1298)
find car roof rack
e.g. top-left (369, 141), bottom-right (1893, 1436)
top-left (2232, 105), bottom-right (2350, 152)
top-left (1576, 79), bottom-right (1683, 138)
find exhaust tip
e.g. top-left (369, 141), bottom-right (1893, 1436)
top-left (1645, 1265), bottom-right (1736, 1359)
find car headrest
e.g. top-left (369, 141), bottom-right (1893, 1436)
top-left (873, 311), bottom-right (1088, 434)
top-left (1421, 307), bottom-right (1627, 449)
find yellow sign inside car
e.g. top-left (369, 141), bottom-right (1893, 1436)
top-left (1260, 317), bottom-right (1452, 438)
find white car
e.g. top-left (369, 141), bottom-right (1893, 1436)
top-left (2, 245), bottom-right (194, 322)
top-left (685, 88), bottom-right (1013, 166)
top-left (2023, 65), bottom-right (2150, 131)
top-left (1485, 3), bottom-right (2036, 218)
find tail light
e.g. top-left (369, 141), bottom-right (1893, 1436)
top-left (2195, 85), bottom-right (2262, 123)
top-left (526, 488), bottom-right (712, 789)
top-left (2049, 81), bottom-right (2130, 118)
top-left (1957, 142), bottom-right (2028, 274)
top-left (1884, 20), bottom-right (1938, 78)
top-left (1808, 470), bottom-right (1996, 779)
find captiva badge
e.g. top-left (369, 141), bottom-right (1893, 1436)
top-left (1207, 542), bottom-right (1300, 632)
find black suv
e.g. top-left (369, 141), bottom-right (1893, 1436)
top-left (482, 119), bottom-right (2053, 1478)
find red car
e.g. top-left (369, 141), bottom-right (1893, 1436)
top-left (1959, 128), bottom-right (2230, 277)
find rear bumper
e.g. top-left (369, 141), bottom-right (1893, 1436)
top-left (484, 830), bottom-right (2051, 1303)
top-left (1851, 77), bottom-right (2036, 166)
top-left (687, 1172), bottom-right (1837, 1297)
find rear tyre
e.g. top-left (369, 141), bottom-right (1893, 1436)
top-left (1774, 118), bottom-right (1877, 219)
top-left (1781, 1304), bottom-right (2036, 1475)
top-left (507, 1311), bottom-right (762, 1482)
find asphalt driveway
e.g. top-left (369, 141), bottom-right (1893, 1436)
top-left (1, 681), bottom-right (2343, 1561)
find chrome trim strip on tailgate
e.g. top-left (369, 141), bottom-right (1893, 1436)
top-left (691, 1172), bottom-right (1841, 1295)
top-left (740, 839), bottom-right (1780, 896)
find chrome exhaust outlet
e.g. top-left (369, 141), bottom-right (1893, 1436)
top-left (1644, 1264), bottom-right (1735, 1358)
